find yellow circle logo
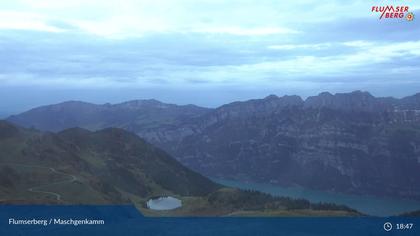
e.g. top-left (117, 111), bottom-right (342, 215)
top-left (406, 12), bottom-right (415, 21)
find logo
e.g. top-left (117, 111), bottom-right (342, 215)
top-left (371, 6), bottom-right (414, 21)
top-left (406, 12), bottom-right (415, 21)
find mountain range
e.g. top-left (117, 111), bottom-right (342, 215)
top-left (0, 121), bottom-right (357, 216)
top-left (7, 91), bottom-right (420, 200)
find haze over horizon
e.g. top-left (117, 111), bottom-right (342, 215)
top-left (0, 0), bottom-right (419, 114)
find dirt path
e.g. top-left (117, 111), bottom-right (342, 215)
top-left (0, 163), bottom-right (77, 202)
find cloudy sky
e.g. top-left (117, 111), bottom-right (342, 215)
top-left (0, 0), bottom-right (420, 115)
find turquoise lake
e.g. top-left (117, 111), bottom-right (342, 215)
top-left (146, 196), bottom-right (182, 210)
top-left (213, 178), bottom-right (420, 216)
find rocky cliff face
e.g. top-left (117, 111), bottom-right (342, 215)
top-left (170, 108), bottom-right (420, 198)
top-left (7, 91), bottom-right (420, 200)
top-left (304, 91), bottom-right (394, 112)
top-left (135, 91), bottom-right (420, 200)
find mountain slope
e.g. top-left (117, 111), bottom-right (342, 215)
top-left (0, 120), bottom-right (218, 204)
top-left (160, 92), bottom-right (420, 200)
top-left (0, 121), bottom-right (358, 216)
top-left (7, 91), bottom-right (420, 200)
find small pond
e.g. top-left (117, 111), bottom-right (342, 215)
top-left (146, 196), bottom-right (182, 210)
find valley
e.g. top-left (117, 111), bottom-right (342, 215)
top-left (0, 121), bottom-right (358, 216)
top-left (8, 91), bottom-right (420, 202)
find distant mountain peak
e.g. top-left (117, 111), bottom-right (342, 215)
top-left (117, 99), bottom-right (168, 108)
top-left (279, 95), bottom-right (304, 104)
top-left (59, 100), bottom-right (93, 105)
top-left (398, 93), bottom-right (420, 109)
top-left (340, 90), bottom-right (373, 97)
top-left (304, 90), bottom-right (389, 112)
top-left (264, 94), bottom-right (303, 104)
top-left (317, 91), bottom-right (333, 97)
top-left (115, 99), bottom-right (208, 111)
top-left (264, 94), bottom-right (279, 100)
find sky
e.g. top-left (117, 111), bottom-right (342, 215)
top-left (0, 0), bottom-right (420, 115)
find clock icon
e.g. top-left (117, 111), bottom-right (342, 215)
top-left (384, 222), bottom-right (393, 232)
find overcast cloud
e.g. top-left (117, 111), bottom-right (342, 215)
top-left (0, 0), bottom-right (419, 113)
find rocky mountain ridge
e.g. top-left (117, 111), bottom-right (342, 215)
top-left (0, 121), bottom-right (358, 216)
top-left (7, 91), bottom-right (420, 200)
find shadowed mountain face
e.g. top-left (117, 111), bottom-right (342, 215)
top-left (8, 100), bottom-right (210, 132)
top-left (304, 91), bottom-right (393, 112)
top-left (0, 121), bottom-right (219, 204)
top-left (7, 91), bottom-right (420, 200)
top-left (0, 121), bottom-right (358, 216)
